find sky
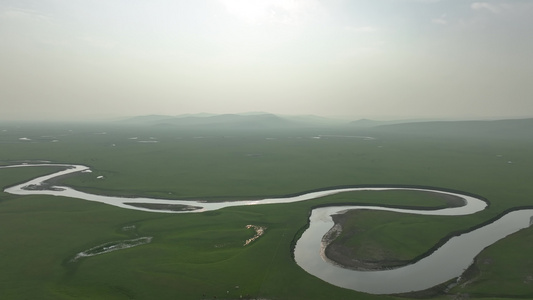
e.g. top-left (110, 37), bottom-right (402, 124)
top-left (1, 0), bottom-right (532, 121)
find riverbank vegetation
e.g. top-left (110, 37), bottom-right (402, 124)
top-left (0, 118), bottom-right (532, 299)
top-left (325, 209), bottom-right (481, 270)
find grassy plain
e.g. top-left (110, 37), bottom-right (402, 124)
top-left (327, 210), bottom-right (480, 266)
top-left (0, 120), bottom-right (532, 299)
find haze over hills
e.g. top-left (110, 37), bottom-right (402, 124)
top-left (349, 119), bottom-right (432, 128)
top-left (118, 113), bottom-right (295, 129)
top-left (118, 112), bottom-right (427, 129)
top-left (369, 118), bottom-right (533, 139)
top-left (118, 113), bottom-right (346, 129)
top-left (116, 113), bottom-right (533, 137)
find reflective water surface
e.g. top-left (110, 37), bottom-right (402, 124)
top-left (2, 163), bottom-right (531, 294)
top-left (294, 205), bottom-right (533, 294)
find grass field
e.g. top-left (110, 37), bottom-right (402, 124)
top-left (1, 120), bottom-right (532, 299)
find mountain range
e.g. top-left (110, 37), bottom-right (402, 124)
top-left (117, 113), bottom-right (533, 139)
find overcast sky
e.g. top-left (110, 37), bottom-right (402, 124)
top-left (1, 0), bottom-right (532, 121)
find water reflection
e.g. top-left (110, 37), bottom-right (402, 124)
top-left (2, 163), bottom-right (528, 294)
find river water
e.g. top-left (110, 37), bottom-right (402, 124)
top-left (1, 163), bottom-right (531, 294)
top-left (294, 205), bottom-right (533, 294)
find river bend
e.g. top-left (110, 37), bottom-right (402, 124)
top-left (1, 163), bottom-right (531, 294)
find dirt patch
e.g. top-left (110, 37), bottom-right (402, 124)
top-left (243, 225), bottom-right (266, 246)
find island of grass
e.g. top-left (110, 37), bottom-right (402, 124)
top-left (323, 190), bottom-right (478, 271)
top-left (124, 202), bottom-right (203, 211)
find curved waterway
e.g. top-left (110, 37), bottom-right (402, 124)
top-left (295, 206), bottom-right (533, 294)
top-left (1, 163), bottom-right (532, 294)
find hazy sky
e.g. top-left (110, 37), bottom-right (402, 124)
top-left (1, 0), bottom-right (532, 121)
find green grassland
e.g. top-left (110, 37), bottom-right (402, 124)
top-left (328, 210), bottom-right (480, 264)
top-left (0, 119), bottom-right (532, 299)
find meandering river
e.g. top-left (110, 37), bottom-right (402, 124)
top-left (1, 163), bottom-right (532, 294)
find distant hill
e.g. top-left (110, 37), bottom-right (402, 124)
top-left (369, 118), bottom-right (533, 139)
top-left (117, 112), bottom-right (358, 129)
top-left (117, 114), bottom-right (533, 138)
top-left (119, 113), bottom-right (297, 129)
top-left (119, 115), bottom-right (175, 124)
top-left (174, 113), bottom-right (217, 118)
top-left (350, 118), bottom-right (435, 128)
top-left (283, 114), bottom-right (349, 126)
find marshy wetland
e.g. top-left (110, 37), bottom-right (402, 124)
top-left (1, 119), bottom-right (533, 299)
